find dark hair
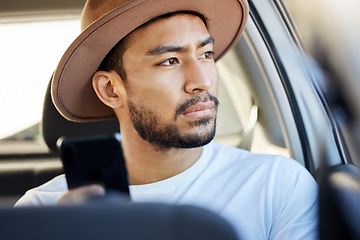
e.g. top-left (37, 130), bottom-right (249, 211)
top-left (98, 36), bottom-right (128, 81)
top-left (98, 11), bottom-right (207, 82)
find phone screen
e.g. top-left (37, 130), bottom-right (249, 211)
top-left (59, 133), bottom-right (129, 196)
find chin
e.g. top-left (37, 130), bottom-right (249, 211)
top-left (177, 121), bottom-right (217, 149)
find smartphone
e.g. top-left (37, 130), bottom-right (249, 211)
top-left (59, 133), bottom-right (129, 196)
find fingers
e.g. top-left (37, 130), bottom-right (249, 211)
top-left (58, 184), bottom-right (106, 205)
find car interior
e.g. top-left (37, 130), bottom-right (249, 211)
top-left (0, 0), bottom-right (360, 239)
top-left (0, 198), bottom-right (239, 240)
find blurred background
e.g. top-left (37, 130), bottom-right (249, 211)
top-left (285, 0), bottom-right (360, 166)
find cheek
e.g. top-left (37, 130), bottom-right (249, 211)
top-left (147, 88), bottom-right (182, 116)
top-left (208, 63), bottom-right (219, 96)
top-left (128, 69), bottom-right (184, 104)
top-left (127, 82), bottom-right (182, 120)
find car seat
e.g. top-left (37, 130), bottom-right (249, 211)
top-left (41, 75), bottom-right (120, 153)
top-left (319, 163), bottom-right (360, 239)
top-left (2, 195), bottom-right (239, 240)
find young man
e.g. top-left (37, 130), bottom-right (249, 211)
top-left (16, 0), bottom-right (318, 239)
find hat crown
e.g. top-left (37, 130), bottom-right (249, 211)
top-left (81, 0), bottom-right (130, 30)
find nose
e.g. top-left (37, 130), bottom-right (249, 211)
top-left (184, 60), bottom-right (214, 94)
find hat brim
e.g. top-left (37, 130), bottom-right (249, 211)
top-left (52, 0), bottom-right (249, 122)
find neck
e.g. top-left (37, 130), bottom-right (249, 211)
top-left (120, 124), bottom-right (203, 185)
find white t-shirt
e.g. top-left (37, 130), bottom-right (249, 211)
top-left (15, 141), bottom-right (318, 239)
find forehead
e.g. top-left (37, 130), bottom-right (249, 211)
top-left (125, 13), bottom-right (211, 50)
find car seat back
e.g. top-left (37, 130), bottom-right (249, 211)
top-left (319, 163), bottom-right (360, 239)
top-left (42, 76), bottom-right (119, 153)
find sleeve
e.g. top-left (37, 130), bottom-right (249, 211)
top-left (14, 174), bottom-right (68, 207)
top-left (269, 157), bottom-right (318, 240)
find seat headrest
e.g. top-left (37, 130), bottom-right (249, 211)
top-left (41, 75), bottom-right (119, 153)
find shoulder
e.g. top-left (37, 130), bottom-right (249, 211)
top-left (205, 141), bottom-right (317, 193)
top-left (206, 141), bottom-right (303, 172)
top-left (14, 174), bottom-right (68, 207)
top-left (205, 142), bottom-right (318, 239)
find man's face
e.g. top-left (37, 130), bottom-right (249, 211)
top-left (121, 13), bottom-right (219, 149)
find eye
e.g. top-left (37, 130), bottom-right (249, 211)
top-left (157, 58), bottom-right (179, 66)
top-left (199, 51), bottom-right (214, 60)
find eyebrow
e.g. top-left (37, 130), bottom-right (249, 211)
top-left (146, 35), bottom-right (214, 56)
top-left (198, 35), bottom-right (214, 48)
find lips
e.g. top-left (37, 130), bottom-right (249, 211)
top-left (181, 100), bottom-right (215, 118)
top-left (174, 93), bottom-right (219, 120)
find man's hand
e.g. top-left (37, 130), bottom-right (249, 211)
top-left (58, 184), bottom-right (106, 205)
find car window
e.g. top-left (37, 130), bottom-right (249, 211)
top-left (215, 37), bottom-right (290, 158)
top-left (0, 19), bottom-right (80, 154)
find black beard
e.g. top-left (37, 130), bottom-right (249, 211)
top-left (128, 92), bottom-right (218, 150)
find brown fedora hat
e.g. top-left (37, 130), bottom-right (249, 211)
top-left (52, 0), bottom-right (249, 122)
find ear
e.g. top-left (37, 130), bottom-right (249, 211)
top-left (92, 71), bottom-right (126, 109)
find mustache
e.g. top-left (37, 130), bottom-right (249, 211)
top-left (175, 92), bottom-right (219, 120)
